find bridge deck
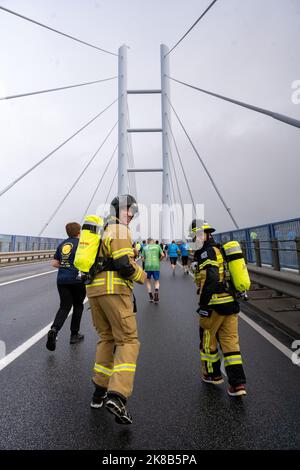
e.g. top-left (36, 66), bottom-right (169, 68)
top-left (0, 261), bottom-right (299, 450)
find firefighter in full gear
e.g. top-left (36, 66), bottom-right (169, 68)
top-left (190, 219), bottom-right (247, 397)
top-left (87, 194), bottom-right (146, 424)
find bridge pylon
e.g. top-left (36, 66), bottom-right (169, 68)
top-left (117, 44), bottom-right (172, 241)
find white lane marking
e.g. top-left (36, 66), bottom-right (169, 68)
top-left (0, 298), bottom-right (89, 372)
top-left (0, 270), bottom-right (56, 287)
top-left (178, 261), bottom-right (298, 366)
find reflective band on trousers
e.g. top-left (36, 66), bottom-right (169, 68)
top-left (203, 330), bottom-right (213, 373)
top-left (223, 355), bottom-right (243, 366)
top-left (94, 364), bottom-right (113, 376)
top-left (114, 363), bottom-right (136, 373)
top-left (200, 351), bottom-right (220, 362)
top-left (94, 362), bottom-right (136, 375)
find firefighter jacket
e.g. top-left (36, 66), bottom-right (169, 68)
top-left (86, 217), bottom-right (146, 297)
top-left (194, 239), bottom-right (240, 315)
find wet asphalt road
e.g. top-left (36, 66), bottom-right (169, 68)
top-left (0, 261), bottom-right (299, 450)
top-left (0, 261), bottom-right (57, 354)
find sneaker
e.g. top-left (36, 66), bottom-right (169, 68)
top-left (70, 333), bottom-right (84, 344)
top-left (202, 375), bottom-right (224, 385)
top-left (228, 384), bottom-right (247, 397)
top-left (148, 292), bottom-right (154, 302)
top-left (105, 395), bottom-right (133, 425)
top-left (154, 291), bottom-right (159, 303)
top-left (90, 391), bottom-right (107, 409)
top-left (46, 328), bottom-right (57, 351)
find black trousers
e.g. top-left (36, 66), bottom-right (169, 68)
top-left (52, 283), bottom-right (86, 334)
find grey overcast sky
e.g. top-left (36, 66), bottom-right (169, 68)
top-left (0, 0), bottom-right (299, 239)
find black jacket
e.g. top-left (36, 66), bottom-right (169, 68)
top-left (194, 239), bottom-right (240, 315)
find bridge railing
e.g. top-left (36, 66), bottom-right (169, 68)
top-left (214, 217), bottom-right (300, 269)
top-left (0, 234), bottom-right (63, 252)
top-left (0, 250), bottom-right (55, 265)
top-left (239, 239), bottom-right (300, 274)
top-left (239, 239), bottom-right (300, 298)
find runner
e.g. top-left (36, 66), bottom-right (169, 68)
top-left (168, 240), bottom-right (179, 274)
top-left (141, 238), bottom-right (165, 303)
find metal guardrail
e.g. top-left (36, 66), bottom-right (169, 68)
top-left (238, 238), bottom-right (300, 296)
top-left (0, 250), bottom-right (55, 265)
top-left (0, 234), bottom-right (63, 252)
top-left (214, 217), bottom-right (300, 269)
top-left (239, 238), bottom-right (300, 273)
top-left (247, 264), bottom-right (300, 299)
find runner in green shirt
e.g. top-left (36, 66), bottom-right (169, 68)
top-left (141, 238), bottom-right (164, 303)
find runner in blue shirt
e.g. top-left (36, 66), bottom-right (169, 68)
top-left (168, 240), bottom-right (179, 274)
top-left (179, 240), bottom-right (191, 274)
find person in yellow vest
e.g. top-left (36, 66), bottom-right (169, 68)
top-left (87, 194), bottom-right (146, 424)
top-left (191, 219), bottom-right (247, 397)
top-left (135, 241), bottom-right (141, 254)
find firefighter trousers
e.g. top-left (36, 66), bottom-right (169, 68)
top-left (200, 310), bottom-right (246, 386)
top-left (89, 294), bottom-right (140, 400)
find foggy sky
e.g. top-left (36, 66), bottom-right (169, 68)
top-left (0, 0), bottom-right (299, 239)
